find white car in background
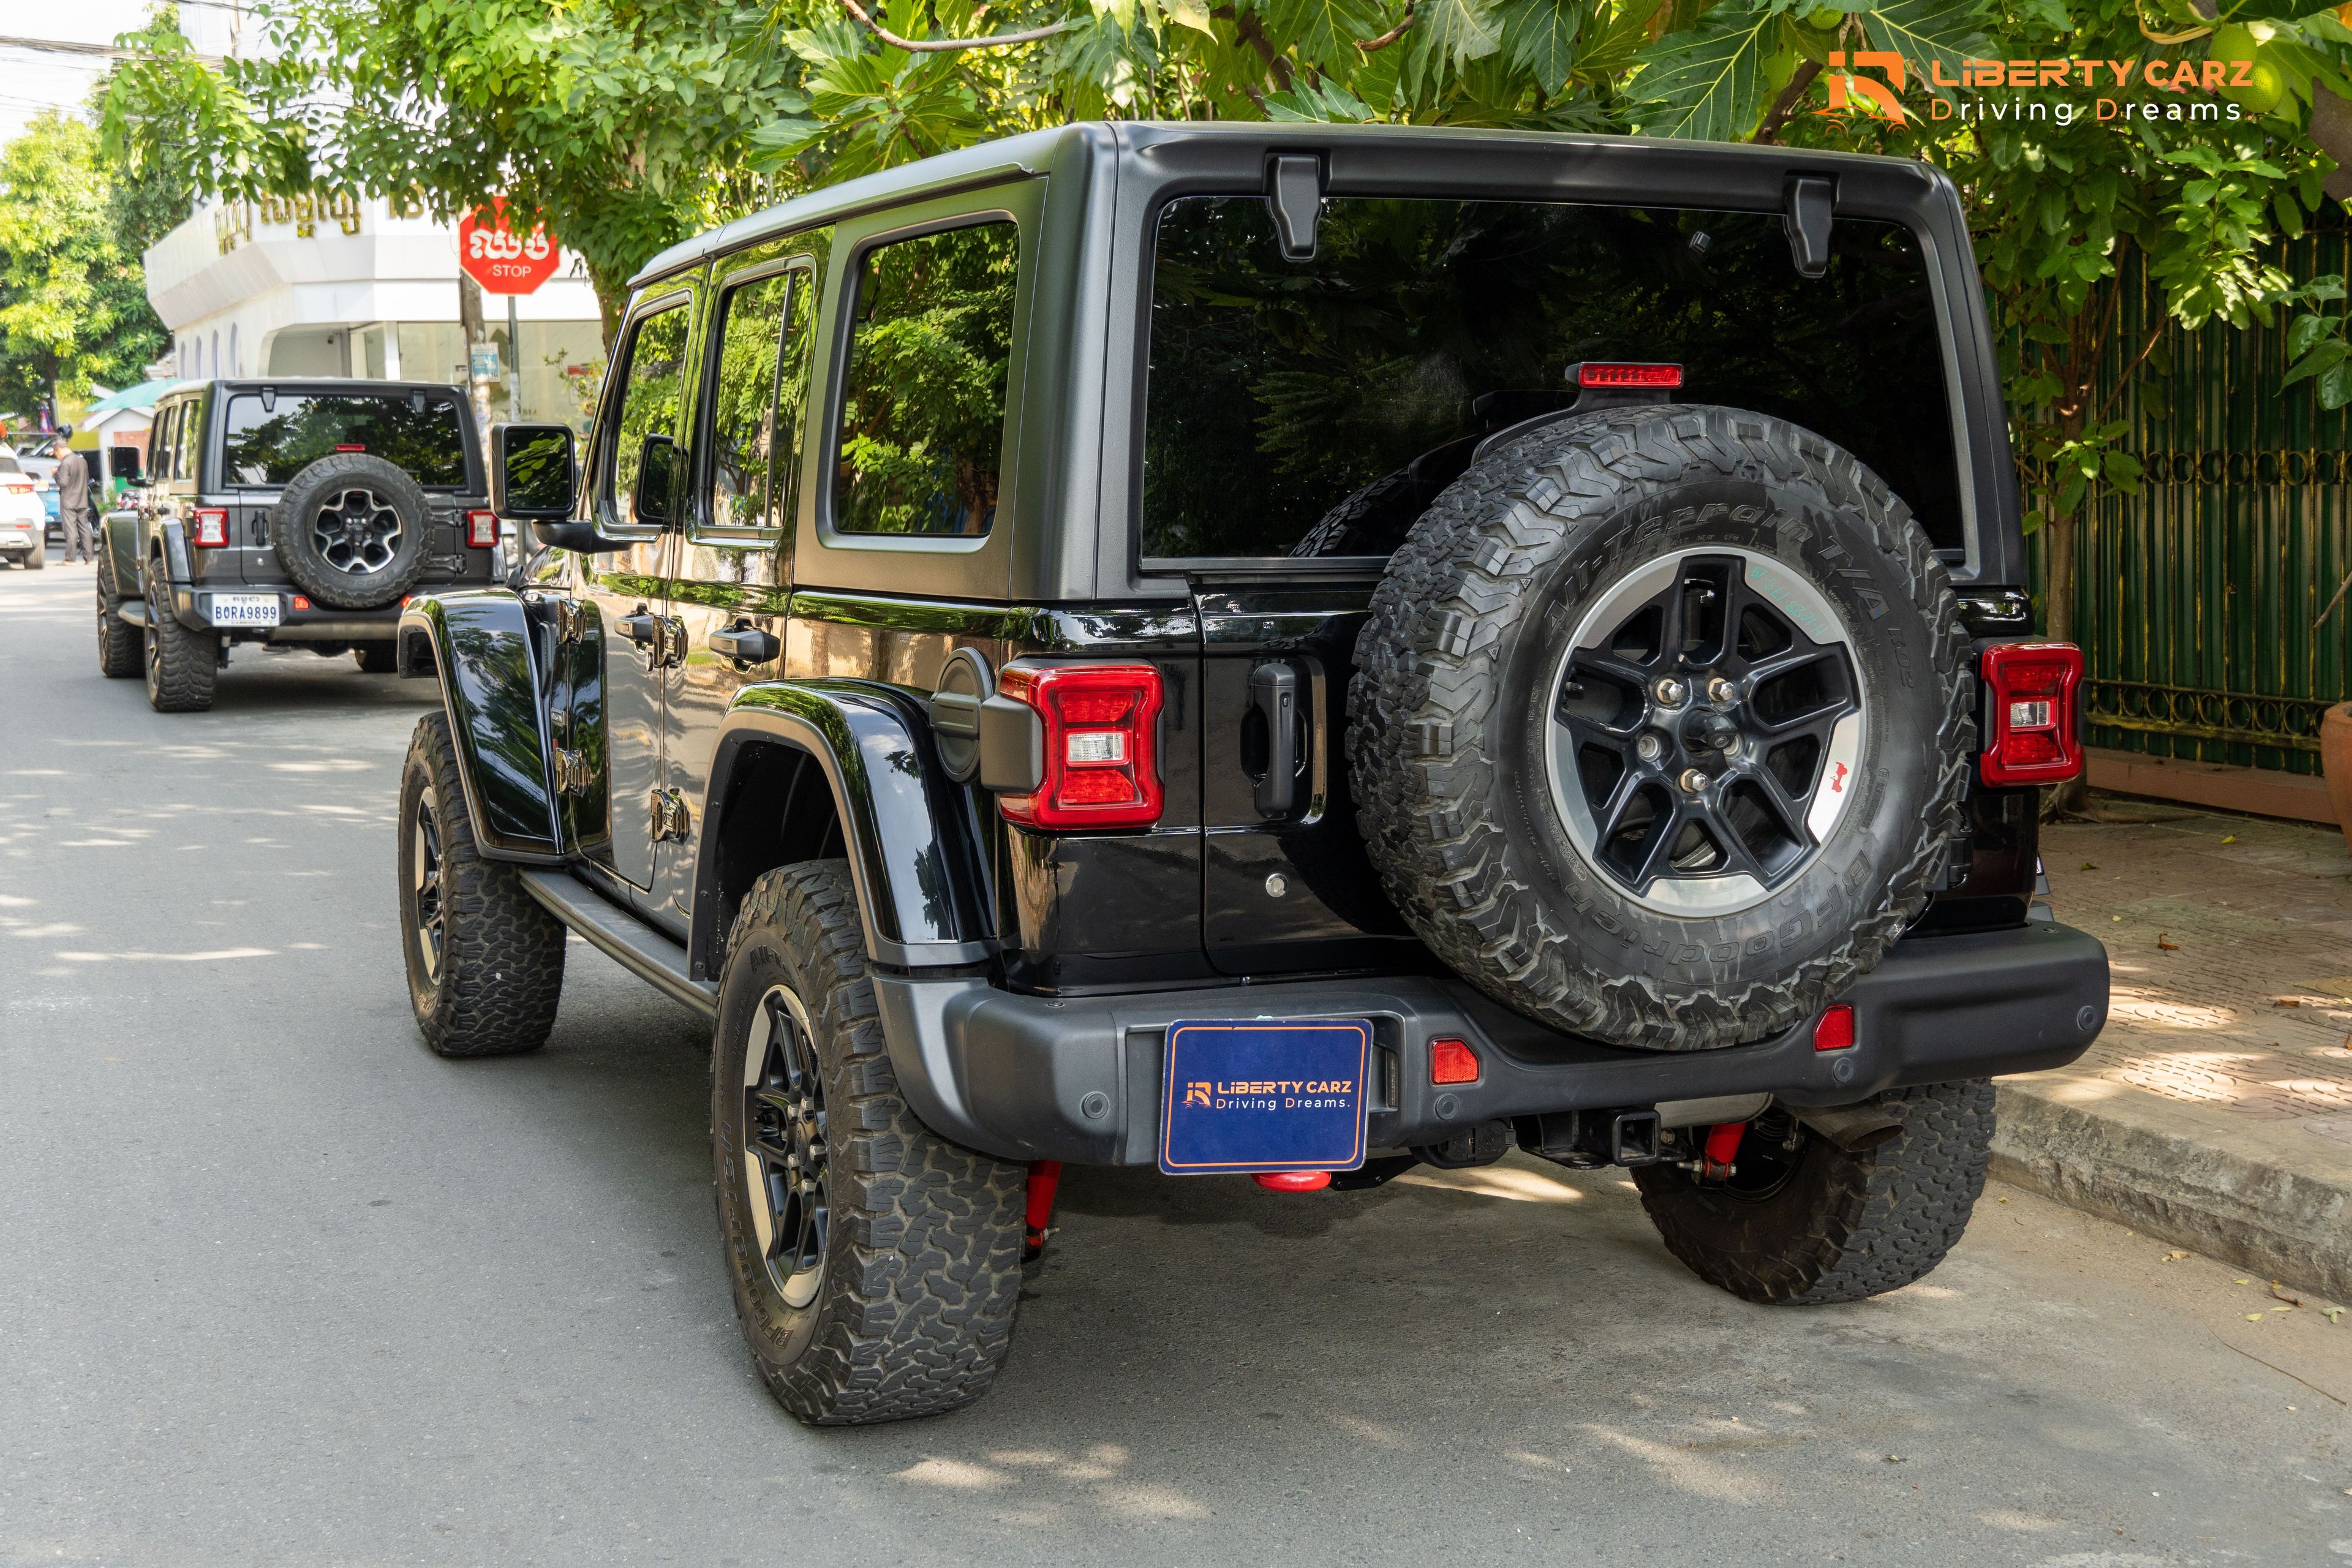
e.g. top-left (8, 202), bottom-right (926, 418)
top-left (0, 450), bottom-right (45, 569)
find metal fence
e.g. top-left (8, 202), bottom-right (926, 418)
top-left (2022, 218), bottom-right (2352, 777)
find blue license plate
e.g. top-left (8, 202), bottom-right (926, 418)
top-left (1159, 1018), bottom-right (1371, 1176)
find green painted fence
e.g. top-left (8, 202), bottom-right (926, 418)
top-left (2023, 217), bottom-right (2352, 778)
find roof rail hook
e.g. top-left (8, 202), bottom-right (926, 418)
top-left (1783, 175), bottom-right (1836, 280)
top-left (1267, 154), bottom-right (1325, 263)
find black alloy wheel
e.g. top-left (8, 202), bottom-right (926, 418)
top-left (1550, 546), bottom-right (1864, 914)
top-left (740, 984), bottom-right (829, 1311)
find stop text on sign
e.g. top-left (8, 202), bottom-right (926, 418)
top-left (457, 200), bottom-right (562, 295)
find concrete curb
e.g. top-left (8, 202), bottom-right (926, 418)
top-left (1992, 1077), bottom-right (2352, 1306)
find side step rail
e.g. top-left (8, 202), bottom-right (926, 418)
top-left (517, 870), bottom-right (718, 1020)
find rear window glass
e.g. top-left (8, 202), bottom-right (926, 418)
top-left (0, 452), bottom-right (18, 475)
top-left (832, 221), bottom-right (1018, 538)
top-left (1142, 197), bottom-right (1961, 559)
top-left (222, 391), bottom-right (469, 486)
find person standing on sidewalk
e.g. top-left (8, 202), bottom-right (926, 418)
top-left (53, 437), bottom-right (92, 565)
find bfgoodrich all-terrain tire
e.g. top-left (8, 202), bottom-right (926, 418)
top-left (270, 453), bottom-right (433, 611)
top-left (1632, 1080), bottom-right (1996, 1303)
top-left (1352, 405), bottom-right (1973, 1051)
top-left (142, 568), bottom-right (216, 712)
top-left (712, 862), bottom-right (1027, 1426)
top-left (397, 710), bottom-right (565, 1056)
top-left (95, 554), bottom-right (139, 677)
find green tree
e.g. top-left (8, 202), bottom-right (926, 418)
top-left (0, 108), bottom-right (175, 417)
top-left (103, 1), bottom-right (805, 343)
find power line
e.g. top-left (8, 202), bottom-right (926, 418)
top-left (0, 34), bottom-right (225, 64)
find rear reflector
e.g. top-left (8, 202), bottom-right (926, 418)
top-left (1813, 1005), bottom-right (1856, 1052)
top-left (464, 509), bottom-right (499, 548)
top-left (1577, 361), bottom-right (1684, 390)
top-left (192, 508), bottom-right (230, 548)
top-left (1430, 1037), bottom-right (1480, 1085)
top-left (998, 663), bottom-right (1166, 831)
top-left (1979, 641), bottom-right (2084, 785)
top-left (292, 595), bottom-right (312, 611)
top-left (334, 443), bottom-right (366, 453)
top-left (1253, 1170), bottom-right (1332, 1193)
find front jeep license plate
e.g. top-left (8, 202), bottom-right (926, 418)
top-left (1159, 1019), bottom-right (1370, 1176)
top-left (209, 594), bottom-right (280, 628)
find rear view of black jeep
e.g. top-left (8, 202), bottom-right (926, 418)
top-left (97, 379), bottom-right (503, 711)
top-left (394, 124), bottom-right (2109, 1428)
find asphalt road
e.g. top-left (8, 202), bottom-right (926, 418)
top-left (5, 555), bottom-right (2352, 1567)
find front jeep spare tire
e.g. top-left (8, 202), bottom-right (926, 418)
top-left (268, 452), bottom-right (434, 610)
top-left (1352, 405), bottom-right (1973, 1051)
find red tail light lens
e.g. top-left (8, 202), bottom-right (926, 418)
top-left (998, 663), bottom-right (1165, 831)
top-left (1813, 1005), bottom-right (1856, 1052)
top-left (1576, 361), bottom-right (1683, 390)
top-left (192, 508), bottom-right (230, 548)
top-left (1980, 641), bottom-right (2084, 785)
top-left (465, 509), bottom-right (499, 548)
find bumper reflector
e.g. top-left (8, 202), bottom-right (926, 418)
top-left (1253, 1170), bottom-right (1332, 1193)
top-left (1813, 1005), bottom-right (1856, 1052)
top-left (1430, 1036), bottom-right (1480, 1085)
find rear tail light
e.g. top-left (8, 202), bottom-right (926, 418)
top-left (1813, 1005), bottom-right (1856, 1051)
top-left (464, 509), bottom-right (499, 548)
top-left (0, 476), bottom-right (30, 492)
top-left (1575, 361), bottom-right (1683, 390)
top-left (192, 508), bottom-right (230, 548)
top-left (1980, 641), bottom-right (2084, 785)
top-left (997, 663), bottom-right (1165, 831)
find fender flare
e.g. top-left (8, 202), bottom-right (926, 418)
top-left (398, 591), bottom-right (564, 864)
top-left (698, 680), bottom-right (995, 974)
top-left (100, 514), bottom-right (141, 596)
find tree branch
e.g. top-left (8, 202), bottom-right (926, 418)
top-left (1753, 60), bottom-right (1822, 145)
top-left (2094, 317), bottom-right (2168, 424)
top-left (838, 0), bottom-right (1069, 52)
top-left (1358, 4), bottom-right (1413, 51)
top-left (1213, 4), bottom-right (1294, 89)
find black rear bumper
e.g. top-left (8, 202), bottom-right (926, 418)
top-left (875, 921), bottom-right (2109, 1167)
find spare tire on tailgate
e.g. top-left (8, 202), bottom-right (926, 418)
top-left (1351, 404), bottom-right (1973, 1052)
top-left (268, 452), bottom-right (432, 609)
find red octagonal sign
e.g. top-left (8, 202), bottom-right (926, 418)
top-left (458, 199), bottom-right (562, 295)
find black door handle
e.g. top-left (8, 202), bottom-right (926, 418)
top-left (709, 623), bottom-right (778, 665)
top-left (1249, 660), bottom-right (1300, 818)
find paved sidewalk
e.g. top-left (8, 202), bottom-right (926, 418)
top-left (1996, 794), bottom-right (2352, 1303)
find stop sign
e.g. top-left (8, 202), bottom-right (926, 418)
top-left (458, 200), bottom-right (562, 295)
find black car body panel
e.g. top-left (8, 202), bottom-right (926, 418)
top-left (415, 121), bottom-right (2105, 1167)
top-left (399, 592), bottom-right (564, 862)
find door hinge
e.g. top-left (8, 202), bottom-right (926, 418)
top-left (555, 598), bottom-right (586, 645)
top-left (650, 786), bottom-right (691, 843)
top-left (554, 748), bottom-right (589, 796)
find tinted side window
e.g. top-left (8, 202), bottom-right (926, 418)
top-left (832, 221), bottom-right (1017, 537)
top-left (706, 271), bottom-right (802, 531)
top-left (607, 303), bottom-right (691, 529)
top-left (157, 404), bottom-right (183, 481)
top-left (222, 391), bottom-right (467, 485)
top-left (1142, 198), bottom-right (1961, 559)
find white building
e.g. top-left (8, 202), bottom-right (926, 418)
top-left (143, 194), bottom-right (607, 431)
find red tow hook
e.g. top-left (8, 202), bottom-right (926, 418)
top-left (1252, 1171), bottom-right (1333, 1193)
top-left (1699, 1121), bottom-right (1746, 1181)
top-left (1023, 1160), bottom-right (1063, 1262)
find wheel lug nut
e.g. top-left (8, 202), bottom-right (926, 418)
top-left (1679, 768), bottom-right (1708, 795)
top-left (1708, 676), bottom-right (1738, 704)
top-left (1635, 734), bottom-right (1663, 763)
top-left (1655, 677), bottom-right (1688, 707)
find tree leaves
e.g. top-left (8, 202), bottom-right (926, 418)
top-left (1630, 0), bottom-right (1781, 141)
top-left (1498, 0), bottom-right (1583, 92)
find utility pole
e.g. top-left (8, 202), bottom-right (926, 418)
top-left (507, 294), bottom-right (524, 420)
top-left (459, 271), bottom-right (491, 440)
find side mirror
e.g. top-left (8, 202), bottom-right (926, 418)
top-left (491, 422), bottom-right (578, 520)
top-left (632, 432), bottom-right (679, 529)
top-left (107, 445), bottom-right (144, 483)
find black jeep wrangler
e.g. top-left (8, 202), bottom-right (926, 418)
top-left (94, 377), bottom-right (505, 710)
top-left (394, 124), bottom-right (2110, 1427)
